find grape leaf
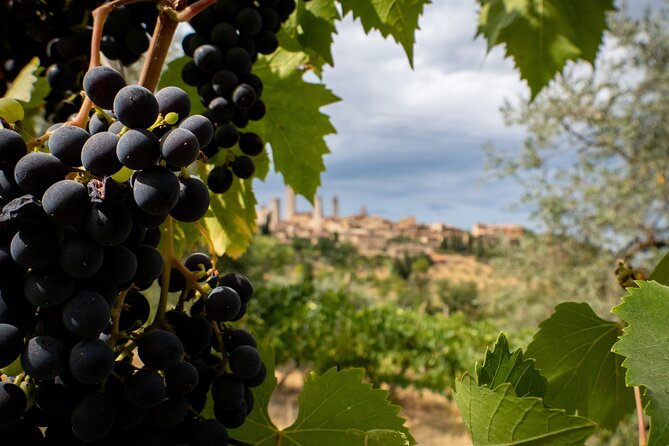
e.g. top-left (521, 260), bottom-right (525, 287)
top-left (204, 175), bottom-right (258, 259)
top-left (646, 389), bottom-right (669, 446)
top-left (476, 333), bottom-right (547, 398)
top-left (611, 280), bottom-right (669, 445)
top-left (476, 0), bottom-right (615, 98)
top-left (525, 302), bottom-right (633, 430)
top-left (339, 0), bottom-right (431, 67)
top-left (230, 345), bottom-right (415, 445)
top-left (280, 0), bottom-right (340, 74)
top-left (247, 49), bottom-right (339, 202)
top-left (172, 218), bottom-right (203, 260)
top-left (649, 252), bottom-right (669, 286)
top-left (454, 374), bottom-right (596, 445)
top-left (5, 57), bottom-right (50, 108)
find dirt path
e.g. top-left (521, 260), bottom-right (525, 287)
top-left (267, 367), bottom-right (473, 446)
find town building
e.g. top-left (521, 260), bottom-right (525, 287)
top-left (256, 187), bottom-right (524, 259)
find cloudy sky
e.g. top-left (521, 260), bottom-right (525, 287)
top-left (252, 0), bottom-right (665, 231)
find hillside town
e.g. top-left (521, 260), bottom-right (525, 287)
top-left (256, 187), bottom-right (525, 259)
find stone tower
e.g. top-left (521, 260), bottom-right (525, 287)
top-left (332, 195), bottom-right (339, 218)
top-left (313, 195), bottom-right (323, 227)
top-left (270, 197), bottom-right (280, 228)
top-left (285, 185), bottom-right (296, 221)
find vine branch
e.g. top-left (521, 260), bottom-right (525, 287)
top-left (635, 386), bottom-right (647, 446)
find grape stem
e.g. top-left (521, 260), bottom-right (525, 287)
top-left (170, 0), bottom-right (216, 22)
top-left (109, 287), bottom-right (133, 345)
top-left (151, 215), bottom-right (176, 330)
top-left (170, 255), bottom-right (210, 297)
top-left (635, 386), bottom-right (647, 446)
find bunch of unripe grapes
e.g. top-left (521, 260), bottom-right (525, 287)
top-left (0, 64), bottom-right (265, 445)
top-left (0, 1), bottom-right (157, 123)
top-left (181, 0), bottom-right (296, 192)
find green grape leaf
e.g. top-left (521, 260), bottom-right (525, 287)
top-left (646, 389), bottom-right (669, 446)
top-left (280, 0), bottom-right (340, 74)
top-left (172, 219), bottom-right (204, 261)
top-left (476, 333), bottom-right (547, 398)
top-left (5, 57), bottom-right (50, 108)
top-left (204, 175), bottom-right (257, 259)
top-left (339, 0), bottom-right (431, 67)
top-left (230, 346), bottom-right (415, 445)
top-left (454, 374), bottom-right (596, 445)
top-left (650, 253), bottom-right (669, 286)
top-left (247, 49), bottom-right (339, 202)
top-left (476, 0), bottom-right (615, 98)
top-left (612, 280), bottom-right (669, 445)
top-left (525, 302), bottom-right (634, 430)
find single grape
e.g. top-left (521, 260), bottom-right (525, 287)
top-left (62, 290), bottom-right (110, 338)
top-left (231, 155), bottom-right (255, 179)
top-left (132, 244), bottom-right (163, 285)
top-left (10, 228), bottom-right (58, 268)
top-left (232, 83), bottom-right (257, 109)
top-left (255, 29), bottom-right (279, 54)
top-left (81, 131), bottom-right (123, 177)
top-left (0, 382), bottom-right (26, 428)
top-left (124, 27), bottom-right (150, 55)
top-left (210, 23), bottom-right (238, 48)
top-left (165, 361), bottom-right (199, 395)
top-left (238, 132), bottom-right (264, 156)
top-left (179, 115), bottom-right (214, 148)
top-left (208, 96), bottom-right (235, 124)
top-left (213, 122), bottom-right (238, 148)
top-left (150, 395), bottom-right (188, 429)
top-left (205, 286), bottom-right (241, 322)
top-left (113, 85), bottom-right (159, 129)
top-left (207, 166), bottom-right (234, 193)
top-left (132, 165), bottom-right (180, 215)
top-left (229, 345), bottom-right (262, 380)
top-left (13, 152), bottom-right (67, 197)
top-left (68, 338), bottom-right (115, 384)
top-left (169, 176), bottom-right (210, 222)
top-left (211, 373), bottom-right (245, 409)
top-left (194, 44), bottom-right (224, 73)
top-left (98, 244), bottom-right (138, 285)
top-left (211, 69), bottom-right (238, 98)
top-left (24, 268), bottom-right (74, 308)
top-left (236, 8), bottom-right (263, 36)
top-left (137, 329), bottom-right (185, 370)
top-left (184, 252), bottom-right (213, 281)
top-left (195, 419), bottom-right (229, 446)
top-left (124, 369), bottom-right (166, 408)
top-left (160, 128), bottom-right (200, 168)
top-left (83, 66), bottom-right (127, 110)
top-left (118, 290), bottom-right (151, 331)
top-left (70, 393), bottom-right (115, 443)
top-left (21, 335), bottom-right (66, 381)
top-left (174, 315), bottom-right (212, 357)
top-left (41, 179), bottom-right (89, 225)
top-left (85, 200), bottom-right (133, 246)
top-left (0, 324), bottom-right (23, 369)
top-left (155, 86), bottom-right (191, 122)
top-left (47, 124), bottom-right (90, 166)
top-left (58, 235), bottom-right (104, 279)
top-left (116, 128), bottom-right (160, 170)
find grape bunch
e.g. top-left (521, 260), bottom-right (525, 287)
top-left (180, 0), bottom-right (296, 194)
top-left (0, 64), bottom-right (266, 445)
top-left (0, 1), bottom-right (158, 124)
